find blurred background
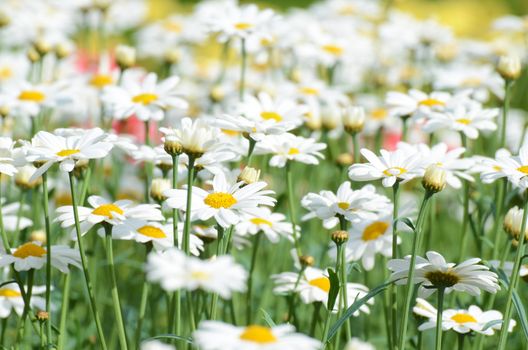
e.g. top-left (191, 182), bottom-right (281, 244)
top-left (149, 0), bottom-right (528, 38)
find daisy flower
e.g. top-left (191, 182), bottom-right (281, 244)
top-left (474, 149), bottom-right (511, 184)
top-left (8, 80), bottom-right (64, 118)
top-left (0, 137), bottom-right (24, 176)
top-left (414, 298), bottom-right (515, 335)
top-left (489, 260), bottom-right (528, 280)
top-left (348, 148), bottom-right (425, 187)
top-left (164, 171), bottom-right (275, 228)
top-left (102, 72), bottom-right (188, 122)
top-left (385, 89), bottom-right (450, 120)
top-left (55, 195), bottom-right (164, 237)
top-left (480, 145), bottom-right (528, 189)
top-left (25, 128), bottom-right (113, 180)
top-left (235, 207), bottom-right (295, 243)
top-left (140, 340), bottom-right (175, 350)
top-left (301, 182), bottom-right (391, 229)
top-left (344, 338), bottom-right (376, 350)
top-left (388, 251), bottom-right (500, 297)
top-left (146, 248), bottom-right (247, 298)
top-left (0, 282), bottom-right (45, 318)
top-left (272, 266), bottom-right (373, 314)
top-left (257, 133), bottom-right (326, 168)
top-left (193, 321), bottom-right (321, 350)
top-left (0, 241), bottom-right (81, 273)
top-left (1, 199), bottom-right (32, 232)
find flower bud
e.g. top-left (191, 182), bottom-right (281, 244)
top-left (27, 48), bottom-right (40, 63)
top-left (36, 310), bottom-right (49, 322)
top-left (237, 167), bottom-right (261, 185)
top-left (305, 112), bottom-right (322, 131)
top-left (422, 165), bottom-right (447, 194)
top-left (55, 42), bottom-right (73, 59)
top-left (343, 106), bottom-right (365, 134)
top-left (321, 105), bottom-right (340, 131)
top-left (336, 153), bottom-right (353, 167)
top-left (15, 165), bottom-right (42, 190)
top-left (33, 38), bottom-right (52, 56)
top-left (164, 48), bottom-right (180, 65)
top-left (331, 230), bottom-right (349, 246)
top-left (163, 137), bottom-right (183, 156)
top-left (0, 11), bottom-right (10, 28)
top-left (29, 230), bottom-right (46, 244)
top-left (115, 45), bottom-right (136, 70)
top-left (497, 55), bottom-right (522, 81)
top-left (73, 159), bottom-right (89, 179)
top-left (150, 178), bottom-right (171, 203)
top-left (504, 206), bottom-right (528, 240)
top-left (300, 255), bottom-right (315, 268)
top-left (210, 85), bottom-right (225, 103)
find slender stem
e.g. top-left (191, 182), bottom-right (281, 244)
top-left (246, 232), bottom-right (262, 324)
top-left (390, 181), bottom-right (400, 348)
top-left (57, 273), bottom-right (71, 350)
top-left (183, 156), bottom-right (195, 255)
top-left (170, 154), bottom-right (181, 339)
top-left (398, 192), bottom-right (432, 350)
top-left (339, 244), bottom-right (352, 341)
top-left (239, 38), bottom-right (247, 101)
top-left (68, 173), bottom-right (108, 350)
top-left (401, 116), bottom-right (410, 142)
top-left (42, 173), bottom-right (53, 345)
top-left (457, 179), bottom-right (470, 261)
top-left (16, 269), bottom-right (34, 344)
top-left (309, 302), bottom-right (321, 336)
top-left (435, 288), bottom-right (445, 350)
top-left (457, 334), bottom-right (465, 350)
top-left (491, 179), bottom-right (507, 259)
top-left (352, 132), bottom-right (360, 164)
top-left (104, 224), bottom-right (129, 350)
top-left (246, 138), bottom-right (256, 166)
top-left (321, 309), bottom-right (332, 350)
top-left (286, 162), bottom-right (302, 258)
top-left (497, 199), bottom-right (528, 350)
top-left (499, 80), bottom-right (511, 149)
top-left (135, 244), bottom-right (152, 349)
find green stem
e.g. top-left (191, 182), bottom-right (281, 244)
top-left (352, 132), bottom-right (360, 164)
top-left (246, 138), bottom-right (257, 166)
top-left (339, 244), bottom-right (352, 342)
top-left (401, 116), bottom-right (410, 142)
top-left (68, 173), bottom-right (108, 350)
top-left (239, 38), bottom-right (247, 101)
top-left (321, 309), bottom-right (332, 350)
top-left (390, 181), bottom-right (400, 348)
top-left (491, 179), bottom-right (507, 259)
top-left (246, 232), bottom-right (262, 324)
top-left (42, 173), bottom-right (53, 345)
top-left (435, 288), bottom-right (445, 350)
top-left (497, 199), bottom-right (528, 350)
top-left (16, 269), bottom-right (34, 344)
top-left (499, 80), bottom-right (511, 149)
top-left (170, 154), bottom-right (181, 340)
top-left (457, 180), bottom-right (470, 261)
top-left (135, 244), bottom-right (152, 349)
top-left (398, 191), bottom-right (432, 350)
top-left (57, 273), bottom-right (71, 350)
top-left (104, 224), bottom-right (129, 350)
top-left (182, 156), bottom-right (195, 255)
top-left (286, 162), bottom-right (302, 258)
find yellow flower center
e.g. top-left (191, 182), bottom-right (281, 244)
top-left (92, 203), bottom-right (124, 219)
top-left (234, 22), bottom-right (253, 30)
top-left (56, 149), bottom-right (80, 157)
top-left (0, 289), bottom-right (21, 298)
top-left (18, 90), bottom-right (45, 102)
top-left (250, 218), bottom-right (272, 226)
top-left (451, 313), bottom-right (477, 324)
top-left (132, 93), bottom-right (158, 105)
top-left (0, 66), bottom-right (12, 80)
top-left (322, 44), bottom-right (344, 56)
top-left (371, 108), bottom-right (388, 120)
top-left (13, 242), bottom-right (47, 259)
top-left (260, 111), bottom-right (282, 122)
top-left (456, 118), bottom-right (471, 125)
top-left (419, 98), bottom-right (445, 107)
top-left (362, 221), bottom-right (389, 241)
top-left (308, 276), bottom-right (331, 292)
top-left (137, 225), bottom-right (166, 239)
top-left (493, 165), bottom-right (502, 171)
top-left (164, 20), bottom-right (182, 33)
top-left (299, 87), bottom-right (319, 95)
top-left (517, 166), bottom-right (528, 174)
top-left (190, 271), bottom-right (210, 280)
top-left (462, 77), bottom-right (481, 87)
top-left (90, 74), bottom-right (113, 88)
top-left (383, 167), bottom-right (407, 176)
top-left (222, 129), bottom-right (240, 137)
top-left (204, 192), bottom-right (237, 209)
top-left (337, 202), bottom-right (350, 210)
top-left (288, 148), bottom-right (300, 155)
top-left (239, 325), bottom-right (277, 344)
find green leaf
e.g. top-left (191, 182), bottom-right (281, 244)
top-left (146, 334), bottom-right (193, 344)
top-left (326, 268), bottom-right (339, 311)
top-left (260, 308), bottom-right (276, 327)
top-left (326, 280), bottom-right (393, 342)
top-left (398, 217), bottom-right (415, 232)
top-left (481, 319), bottom-right (503, 331)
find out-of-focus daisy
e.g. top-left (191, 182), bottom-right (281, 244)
top-left (103, 72), bottom-right (188, 122)
top-left (414, 298), bottom-right (515, 335)
top-left (140, 340), bottom-right (175, 350)
top-left (160, 117), bottom-right (222, 158)
top-left (25, 128), bottom-right (113, 180)
top-left (164, 171), bottom-right (275, 228)
top-left (8, 80), bottom-right (64, 118)
top-left (0, 282), bottom-right (45, 318)
top-left (344, 338), bottom-right (376, 350)
top-left (489, 260), bottom-right (528, 280)
top-left (301, 182), bottom-right (391, 229)
top-left (272, 266), bottom-right (372, 314)
top-left (474, 149), bottom-right (511, 184)
top-left (386, 89), bottom-right (450, 120)
top-left (55, 195), bottom-right (164, 237)
top-left (146, 248), bottom-right (247, 298)
top-left (0, 241), bottom-right (80, 272)
top-left (257, 133), bottom-right (326, 168)
top-left (348, 148), bottom-right (425, 187)
top-left (235, 207), bottom-right (295, 243)
top-left (480, 145), bottom-right (528, 189)
top-left (0, 137), bottom-right (24, 176)
top-left (503, 206), bottom-right (528, 240)
top-left (1, 199), bottom-right (32, 232)
top-left (388, 251), bottom-right (500, 297)
top-left (193, 321), bottom-right (321, 350)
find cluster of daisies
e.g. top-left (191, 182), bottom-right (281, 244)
top-left (0, 0), bottom-right (527, 349)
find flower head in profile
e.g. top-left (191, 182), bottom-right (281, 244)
top-left (164, 171), bottom-right (275, 228)
top-left (0, 241), bottom-right (80, 273)
top-left (193, 321), bottom-right (321, 350)
top-left (26, 128), bottom-right (113, 180)
top-left (258, 133), bottom-right (326, 168)
top-left (103, 72), bottom-right (187, 122)
top-left (388, 251), bottom-right (499, 297)
top-left (348, 148), bottom-right (425, 187)
top-left (235, 207), bottom-right (295, 244)
top-left (146, 248), bottom-right (247, 298)
top-left (414, 298), bottom-right (515, 335)
top-left (0, 282), bottom-right (45, 318)
top-left (301, 182), bottom-right (391, 229)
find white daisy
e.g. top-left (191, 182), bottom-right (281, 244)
top-left (344, 338), bottom-right (376, 350)
top-left (0, 137), bottom-right (25, 176)
top-left (193, 321), bottom-right (321, 350)
top-left (160, 117), bottom-right (222, 158)
top-left (235, 207), bottom-right (295, 244)
top-left (0, 282), bottom-right (45, 318)
top-left (146, 248), bottom-right (247, 298)
top-left (164, 171), bottom-right (275, 228)
top-left (0, 241), bottom-right (80, 273)
top-left (386, 89), bottom-right (450, 120)
top-left (1, 199), bottom-right (33, 232)
top-left (257, 133), bottom-right (326, 168)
